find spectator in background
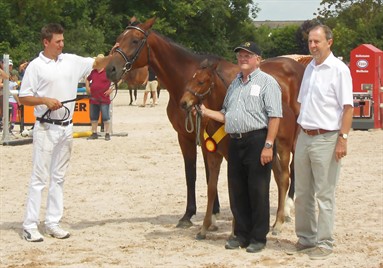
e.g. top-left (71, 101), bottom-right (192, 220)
top-left (140, 66), bottom-right (158, 107)
top-left (86, 54), bottom-right (114, 141)
top-left (8, 59), bottom-right (13, 72)
top-left (18, 60), bottom-right (29, 80)
top-left (0, 67), bottom-right (8, 79)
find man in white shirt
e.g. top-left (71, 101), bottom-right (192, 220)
top-left (19, 23), bottom-right (112, 242)
top-left (287, 24), bottom-right (353, 260)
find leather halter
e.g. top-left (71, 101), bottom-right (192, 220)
top-left (186, 70), bottom-right (214, 102)
top-left (187, 68), bottom-right (229, 102)
top-left (114, 25), bottom-right (150, 77)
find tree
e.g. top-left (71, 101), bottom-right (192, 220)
top-left (316, 0), bottom-right (383, 61)
top-left (263, 25), bottom-right (301, 57)
top-left (0, 0), bottom-right (258, 66)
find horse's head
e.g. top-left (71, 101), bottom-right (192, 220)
top-left (180, 59), bottom-right (218, 112)
top-left (106, 17), bottom-right (156, 82)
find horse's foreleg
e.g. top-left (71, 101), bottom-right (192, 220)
top-left (202, 149), bottom-right (221, 215)
top-left (196, 152), bottom-right (223, 240)
top-left (176, 135), bottom-right (197, 228)
top-left (271, 149), bottom-right (290, 235)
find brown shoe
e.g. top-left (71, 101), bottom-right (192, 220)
top-left (285, 242), bottom-right (315, 255)
top-left (308, 247), bottom-right (333, 260)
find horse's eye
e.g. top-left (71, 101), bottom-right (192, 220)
top-left (198, 81), bottom-right (204, 86)
top-left (132, 39), bottom-right (140, 45)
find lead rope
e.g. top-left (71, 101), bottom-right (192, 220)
top-left (184, 104), bottom-right (203, 146)
top-left (40, 97), bottom-right (78, 122)
top-left (195, 106), bottom-right (202, 146)
top-left (185, 111), bottom-right (194, 133)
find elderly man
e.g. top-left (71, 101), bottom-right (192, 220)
top-left (197, 41), bottom-right (282, 253)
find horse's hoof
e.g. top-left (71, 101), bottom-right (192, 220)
top-left (195, 232), bottom-right (206, 240)
top-left (208, 225), bottom-right (219, 232)
top-left (176, 219), bottom-right (193, 229)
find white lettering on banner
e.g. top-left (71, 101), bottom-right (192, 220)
top-left (355, 54), bottom-right (370, 58)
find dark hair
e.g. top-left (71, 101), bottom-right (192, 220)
top-left (41, 23), bottom-right (64, 42)
top-left (309, 24), bottom-right (333, 41)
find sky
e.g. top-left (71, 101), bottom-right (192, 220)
top-left (254, 0), bottom-right (322, 21)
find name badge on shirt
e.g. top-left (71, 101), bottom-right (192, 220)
top-left (250, 85), bottom-right (261, 96)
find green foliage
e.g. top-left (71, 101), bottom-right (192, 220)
top-left (317, 0), bottom-right (383, 61)
top-left (262, 25), bottom-right (301, 58)
top-left (0, 0), bottom-right (381, 67)
top-left (0, 0), bottom-right (258, 65)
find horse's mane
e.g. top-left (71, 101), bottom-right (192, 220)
top-left (152, 30), bottom-right (224, 63)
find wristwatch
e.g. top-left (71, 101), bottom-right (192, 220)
top-left (264, 142), bottom-right (273, 149)
top-left (339, 133), bottom-right (348, 140)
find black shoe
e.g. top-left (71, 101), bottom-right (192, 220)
top-left (87, 133), bottom-right (98, 140)
top-left (105, 133), bottom-right (111, 141)
top-left (225, 238), bottom-right (248, 250)
top-left (246, 242), bottom-right (266, 253)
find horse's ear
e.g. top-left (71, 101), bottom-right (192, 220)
top-left (211, 61), bottom-right (219, 70)
top-left (130, 16), bottom-right (137, 23)
top-left (141, 17), bottom-right (157, 30)
top-left (200, 59), bottom-right (209, 68)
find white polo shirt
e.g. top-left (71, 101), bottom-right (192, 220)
top-left (19, 52), bottom-right (94, 120)
top-left (297, 53), bottom-right (353, 130)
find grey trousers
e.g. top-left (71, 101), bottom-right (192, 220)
top-left (294, 130), bottom-right (341, 250)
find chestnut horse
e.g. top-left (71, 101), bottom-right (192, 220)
top-left (180, 58), bottom-right (304, 238)
top-left (105, 17), bottom-right (304, 236)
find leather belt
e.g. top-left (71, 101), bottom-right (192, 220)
top-left (229, 129), bottom-right (266, 139)
top-left (37, 117), bottom-right (73, 126)
top-left (301, 127), bottom-right (333, 136)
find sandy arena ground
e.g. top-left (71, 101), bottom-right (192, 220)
top-left (0, 90), bottom-right (382, 267)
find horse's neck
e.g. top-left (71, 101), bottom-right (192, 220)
top-left (204, 66), bottom-right (231, 110)
top-left (147, 33), bottom-right (202, 99)
top-left (206, 61), bottom-right (239, 110)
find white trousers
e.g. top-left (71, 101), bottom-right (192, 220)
top-left (23, 121), bottom-right (73, 229)
top-left (294, 130), bottom-right (341, 250)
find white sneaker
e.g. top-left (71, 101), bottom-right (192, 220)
top-left (46, 225), bottom-right (70, 239)
top-left (23, 228), bottom-right (44, 242)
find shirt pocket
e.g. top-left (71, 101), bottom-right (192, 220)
top-left (244, 95), bottom-right (262, 113)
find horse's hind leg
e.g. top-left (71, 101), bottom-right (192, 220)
top-left (134, 89), bottom-right (138, 103)
top-left (284, 155), bottom-right (295, 222)
top-left (271, 148), bottom-right (290, 235)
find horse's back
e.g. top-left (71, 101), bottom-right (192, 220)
top-left (260, 57), bottom-right (305, 117)
top-left (123, 66), bottom-right (148, 88)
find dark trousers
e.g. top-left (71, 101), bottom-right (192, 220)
top-left (228, 129), bottom-right (273, 244)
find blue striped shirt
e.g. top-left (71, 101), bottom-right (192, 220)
top-left (221, 68), bottom-right (282, 134)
